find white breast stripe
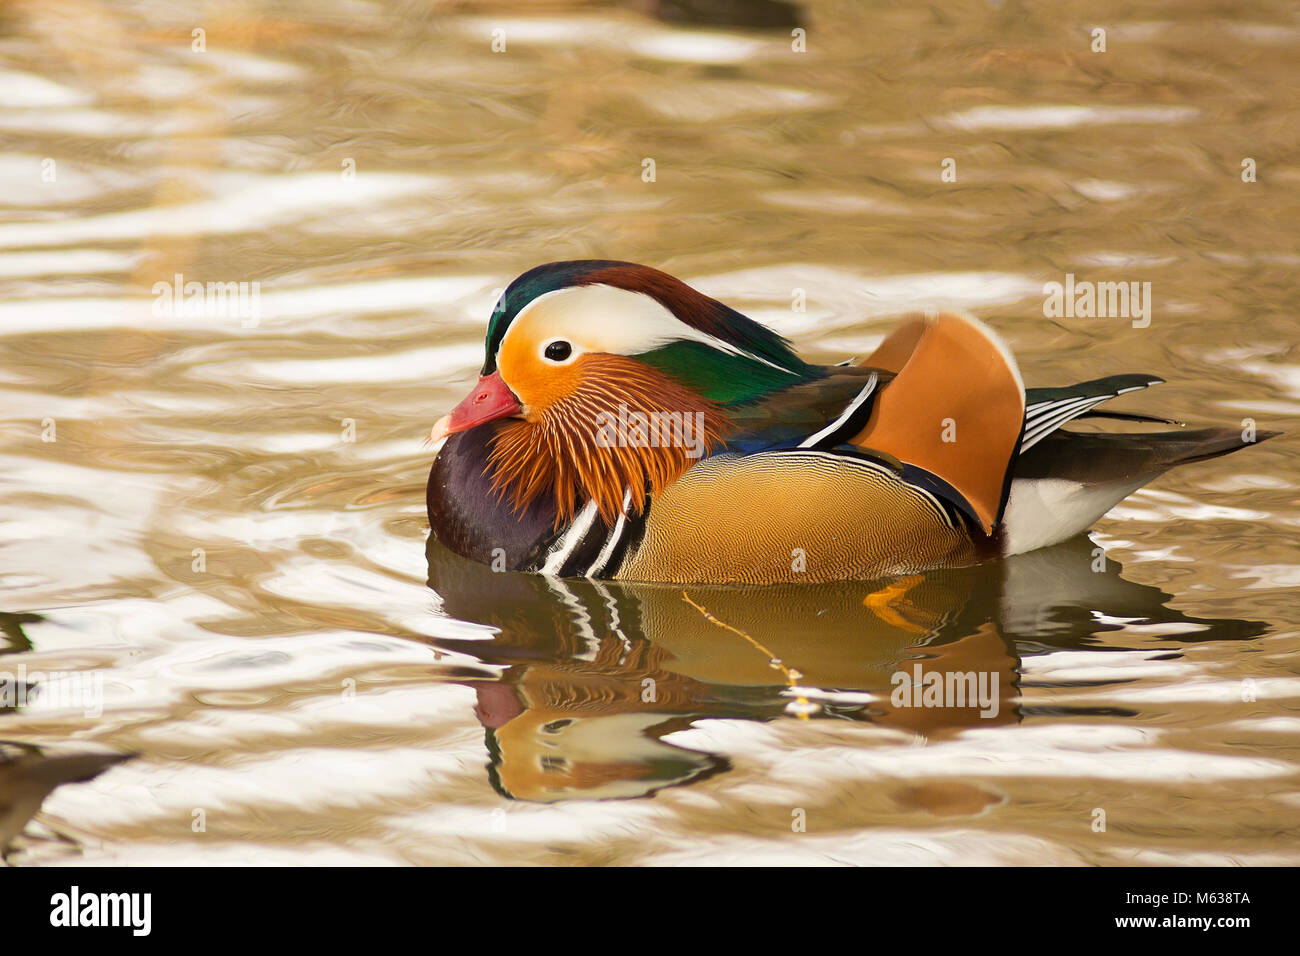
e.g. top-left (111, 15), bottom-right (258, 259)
top-left (798, 372), bottom-right (879, 448)
top-left (540, 499), bottom-right (599, 575)
top-left (585, 488), bottom-right (633, 578)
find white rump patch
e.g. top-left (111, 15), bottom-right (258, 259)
top-left (1003, 476), bottom-right (1146, 554)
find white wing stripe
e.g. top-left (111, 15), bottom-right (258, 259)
top-left (797, 373), bottom-right (879, 448)
top-left (1021, 395), bottom-right (1108, 451)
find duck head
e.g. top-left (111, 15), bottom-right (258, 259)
top-left (429, 260), bottom-right (812, 526)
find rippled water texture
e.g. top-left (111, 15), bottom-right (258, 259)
top-left (1, 0), bottom-right (1298, 865)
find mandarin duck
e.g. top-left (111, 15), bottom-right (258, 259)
top-left (426, 528), bottom-right (1264, 799)
top-left (426, 261), bottom-right (1273, 585)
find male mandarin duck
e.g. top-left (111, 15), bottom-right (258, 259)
top-left (426, 260), bottom-right (1273, 585)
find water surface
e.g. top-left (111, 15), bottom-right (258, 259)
top-left (1, 0), bottom-right (1298, 865)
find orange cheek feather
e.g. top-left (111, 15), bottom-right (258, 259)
top-left (497, 337), bottom-right (587, 417)
top-left (487, 350), bottom-right (733, 527)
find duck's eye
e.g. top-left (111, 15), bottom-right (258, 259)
top-left (543, 340), bottom-right (572, 362)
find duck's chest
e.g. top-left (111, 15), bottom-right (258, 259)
top-left (428, 425), bottom-right (653, 578)
top-left (427, 426), bottom-right (559, 569)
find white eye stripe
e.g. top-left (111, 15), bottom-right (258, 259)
top-left (497, 283), bottom-right (795, 373)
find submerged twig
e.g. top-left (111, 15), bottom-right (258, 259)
top-left (681, 590), bottom-right (814, 719)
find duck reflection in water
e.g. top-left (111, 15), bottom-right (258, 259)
top-left (425, 535), bottom-right (1264, 802)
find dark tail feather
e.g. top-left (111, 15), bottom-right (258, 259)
top-left (1014, 426), bottom-right (1279, 485)
top-left (1150, 426), bottom-right (1281, 469)
top-left (1077, 409), bottom-right (1184, 426)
